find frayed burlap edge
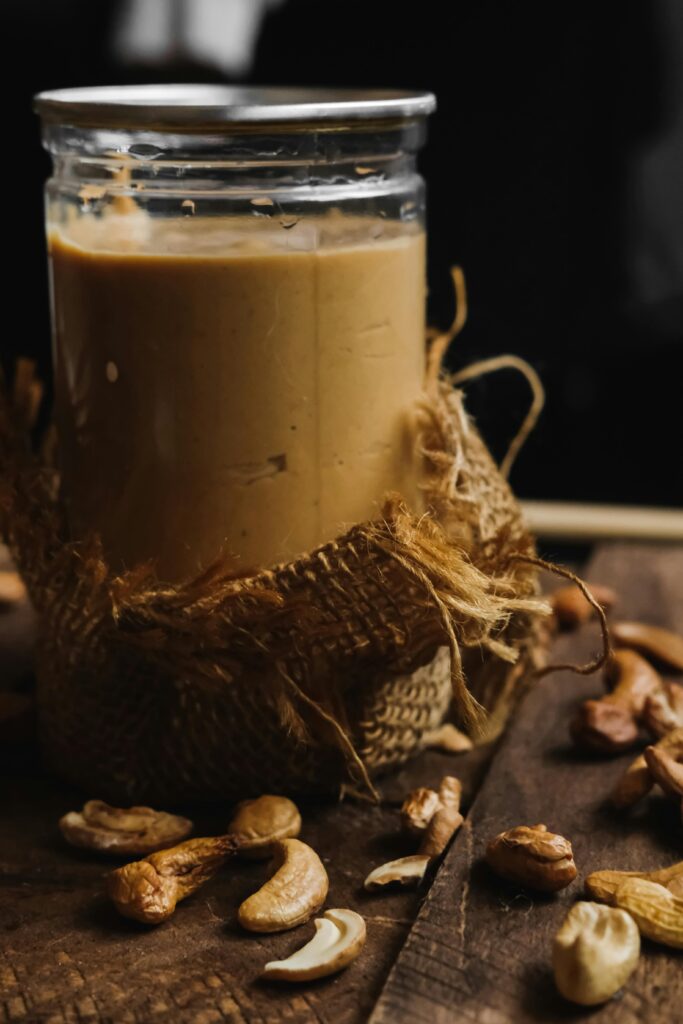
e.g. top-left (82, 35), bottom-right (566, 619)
top-left (0, 350), bottom-right (565, 800)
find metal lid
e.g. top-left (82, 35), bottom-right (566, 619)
top-left (34, 85), bottom-right (436, 130)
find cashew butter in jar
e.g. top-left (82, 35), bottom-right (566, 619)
top-left (35, 86), bottom-right (436, 580)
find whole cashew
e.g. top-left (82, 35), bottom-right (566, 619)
top-left (108, 834), bottom-right (239, 924)
top-left (229, 795), bottom-right (301, 859)
top-left (612, 621), bottom-right (683, 672)
top-left (571, 650), bottom-right (661, 754)
top-left (551, 583), bottom-right (616, 630)
top-left (238, 838), bottom-right (328, 933)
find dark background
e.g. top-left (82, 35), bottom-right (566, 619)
top-left (6, 0), bottom-right (683, 506)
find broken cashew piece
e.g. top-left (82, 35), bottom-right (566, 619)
top-left (612, 621), bottom-right (683, 672)
top-left (108, 833), bottom-right (239, 924)
top-left (571, 650), bottom-right (662, 754)
top-left (486, 824), bottom-right (577, 893)
top-left (364, 854), bottom-right (431, 890)
top-left (553, 901), bottom-right (640, 1006)
top-left (238, 838), bottom-right (328, 933)
top-left (368, 776), bottom-right (463, 890)
top-left (550, 583), bottom-right (617, 630)
top-left (401, 787), bottom-right (442, 836)
top-left (60, 800), bottom-right (193, 855)
top-left (612, 727), bottom-right (683, 807)
top-left (263, 908), bottom-right (366, 981)
top-left (229, 795), bottom-right (301, 859)
top-left (418, 776), bottom-right (463, 858)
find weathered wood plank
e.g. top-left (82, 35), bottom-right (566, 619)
top-left (370, 542), bottom-right (683, 1024)
top-left (0, 530), bottom-right (491, 1024)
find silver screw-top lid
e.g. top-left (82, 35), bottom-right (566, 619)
top-left (34, 85), bottom-right (437, 130)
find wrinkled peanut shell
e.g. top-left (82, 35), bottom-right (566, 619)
top-left (610, 878), bottom-right (683, 949)
top-left (586, 861), bottom-right (683, 903)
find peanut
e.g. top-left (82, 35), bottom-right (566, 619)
top-left (610, 878), bottom-right (683, 949)
top-left (586, 861), bottom-right (683, 902)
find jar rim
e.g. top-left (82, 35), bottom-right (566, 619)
top-left (34, 84), bottom-right (436, 131)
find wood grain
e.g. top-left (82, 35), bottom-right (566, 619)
top-left (370, 543), bottom-right (683, 1023)
top-left (2, 543), bottom-right (682, 1023)
top-left (0, 528), bottom-right (491, 1024)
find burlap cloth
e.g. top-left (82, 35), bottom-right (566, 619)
top-left (0, 343), bottom-right (555, 802)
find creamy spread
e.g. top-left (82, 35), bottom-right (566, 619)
top-left (49, 212), bottom-right (426, 579)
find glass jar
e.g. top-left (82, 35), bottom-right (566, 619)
top-left (35, 85), bottom-right (435, 580)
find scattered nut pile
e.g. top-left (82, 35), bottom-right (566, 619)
top-left (60, 793), bottom-right (364, 982)
top-left (37, 575), bottom-right (683, 1002)
top-left (543, 582), bottom-right (683, 1003)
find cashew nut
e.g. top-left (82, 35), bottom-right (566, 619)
top-left (571, 650), bottom-right (661, 754)
top-left (643, 682), bottom-right (683, 738)
top-left (612, 727), bottom-right (683, 807)
top-left (550, 583), bottom-right (616, 630)
top-left (107, 834), bottom-right (238, 924)
top-left (418, 776), bottom-right (463, 858)
top-left (0, 570), bottom-right (27, 607)
top-left (610, 614), bottom-right (683, 671)
top-left (485, 824), bottom-right (577, 892)
top-left (644, 744), bottom-right (683, 797)
top-left (364, 854), bottom-right (431, 890)
top-left (371, 776), bottom-right (463, 890)
top-left (60, 800), bottom-right (193, 855)
top-left (238, 838), bottom-right (328, 933)
top-left (262, 908), bottom-right (366, 981)
top-left (612, 621), bottom-right (683, 672)
top-left (229, 795), bottom-right (301, 859)
top-left (401, 787), bottom-right (442, 835)
top-left (422, 723), bottom-right (473, 753)
top-left (553, 901), bottom-right (640, 1005)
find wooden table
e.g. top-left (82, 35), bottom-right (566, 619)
top-left (1, 542), bottom-right (682, 1023)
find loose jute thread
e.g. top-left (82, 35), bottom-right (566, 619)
top-left (0, 272), bottom-right (609, 801)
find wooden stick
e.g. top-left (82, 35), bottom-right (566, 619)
top-left (521, 501), bottom-right (683, 542)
